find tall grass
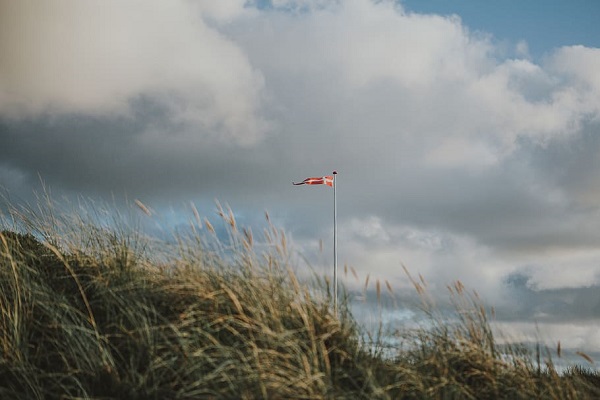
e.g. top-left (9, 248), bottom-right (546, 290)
top-left (0, 196), bottom-right (599, 399)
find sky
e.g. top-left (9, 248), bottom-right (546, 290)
top-left (1, 0), bottom-right (600, 365)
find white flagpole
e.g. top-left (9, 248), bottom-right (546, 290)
top-left (333, 170), bottom-right (338, 316)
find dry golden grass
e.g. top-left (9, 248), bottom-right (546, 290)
top-left (0, 194), bottom-right (598, 399)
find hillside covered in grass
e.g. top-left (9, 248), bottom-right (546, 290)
top-left (1, 199), bottom-right (599, 399)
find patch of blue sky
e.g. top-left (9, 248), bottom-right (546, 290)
top-left (400, 0), bottom-right (600, 59)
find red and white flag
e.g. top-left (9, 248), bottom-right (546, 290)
top-left (293, 171), bottom-right (338, 313)
top-left (293, 176), bottom-right (334, 187)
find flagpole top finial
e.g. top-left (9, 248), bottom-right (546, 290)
top-left (333, 170), bottom-right (338, 175)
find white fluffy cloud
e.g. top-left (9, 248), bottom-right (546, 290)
top-left (233, 0), bottom-right (600, 171)
top-left (0, 0), bottom-right (267, 144)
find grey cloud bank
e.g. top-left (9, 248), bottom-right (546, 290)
top-left (1, 0), bottom-right (600, 358)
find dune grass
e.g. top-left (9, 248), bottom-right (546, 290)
top-left (0, 196), bottom-right (599, 399)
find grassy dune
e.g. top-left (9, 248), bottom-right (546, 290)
top-left (0, 198), bottom-right (599, 399)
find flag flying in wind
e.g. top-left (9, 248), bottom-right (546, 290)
top-left (293, 176), bottom-right (334, 187)
top-left (293, 171), bottom-right (338, 314)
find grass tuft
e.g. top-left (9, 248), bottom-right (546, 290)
top-left (0, 196), bottom-right (598, 399)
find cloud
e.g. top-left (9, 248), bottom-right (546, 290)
top-left (0, 0), bottom-right (267, 144)
top-left (548, 46), bottom-right (600, 92)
